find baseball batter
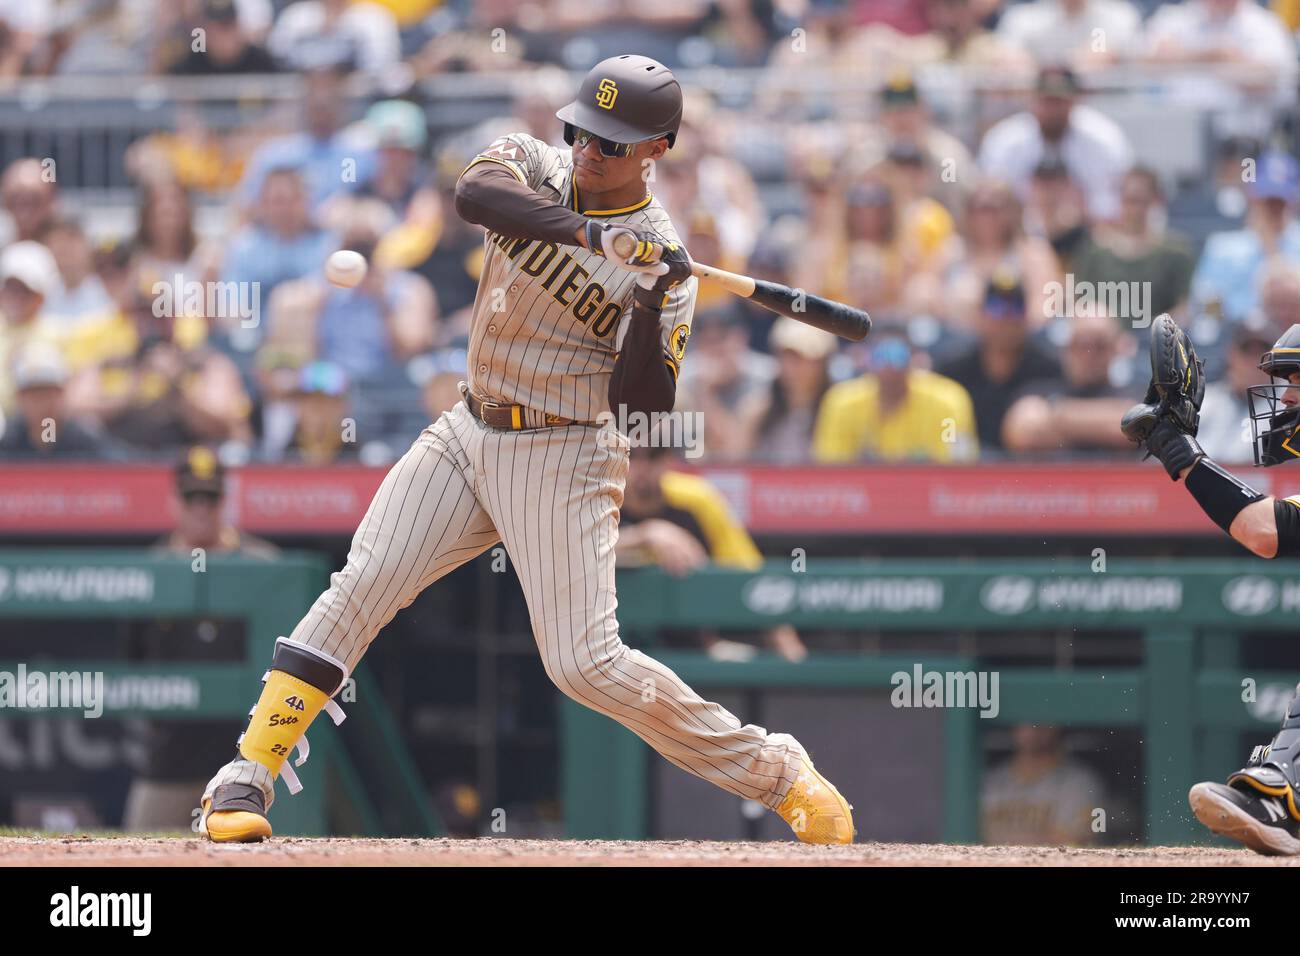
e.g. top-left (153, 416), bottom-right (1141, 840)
top-left (199, 55), bottom-right (854, 846)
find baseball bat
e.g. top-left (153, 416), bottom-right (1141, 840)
top-left (611, 233), bottom-right (871, 342)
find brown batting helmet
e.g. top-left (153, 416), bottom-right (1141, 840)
top-left (556, 55), bottom-right (682, 148)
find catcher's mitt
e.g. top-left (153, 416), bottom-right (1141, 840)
top-left (1148, 313), bottom-right (1205, 435)
top-left (1121, 316), bottom-right (1209, 478)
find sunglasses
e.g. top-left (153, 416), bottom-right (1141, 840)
top-left (871, 340), bottom-right (911, 368)
top-left (563, 123), bottom-right (643, 158)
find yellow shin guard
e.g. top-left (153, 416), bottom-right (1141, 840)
top-left (238, 638), bottom-right (348, 794)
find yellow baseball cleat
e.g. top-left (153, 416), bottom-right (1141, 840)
top-left (776, 758), bottom-right (855, 845)
top-left (201, 784), bottom-right (272, 843)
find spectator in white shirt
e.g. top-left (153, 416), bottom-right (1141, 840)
top-left (1146, 0), bottom-right (1296, 72)
top-left (998, 0), bottom-right (1142, 69)
top-left (268, 0), bottom-right (399, 77)
top-left (978, 66), bottom-right (1133, 221)
top-left (1145, 0), bottom-right (1297, 108)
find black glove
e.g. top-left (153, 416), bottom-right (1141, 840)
top-left (583, 219), bottom-right (618, 257)
top-left (1150, 314), bottom-right (1206, 436)
top-left (1120, 401), bottom-right (1161, 445)
top-left (1144, 416), bottom-right (1206, 480)
top-left (634, 240), bottom-right (692, 297)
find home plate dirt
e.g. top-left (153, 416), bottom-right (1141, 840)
top-left (3, 837), bottom-right (1299, 866)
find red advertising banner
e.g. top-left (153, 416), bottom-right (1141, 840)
top-left (3, 462), bottom-right (1296, 537)
top-left (0, 465), bottom-right (173, 533)
top-left (226, 466), bottom-right (385, 533)
top-left (697, 465), bottom-right (1212, 535)
top-left (0, 465), bottom-right (384, 536)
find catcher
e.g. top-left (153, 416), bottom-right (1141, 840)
top-left (1123, 315), bottom-right (1300, 855)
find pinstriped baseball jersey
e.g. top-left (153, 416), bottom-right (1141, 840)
top-left (461, 132), bottom-right (698, 422)
top-left (202, 129), bottom-right (812, 833)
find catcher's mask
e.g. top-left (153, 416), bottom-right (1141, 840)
top-left (1248, 323), bottom-right (1300, 466)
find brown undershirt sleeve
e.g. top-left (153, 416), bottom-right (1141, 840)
top-left (454, 162), bottom-right (588, 245)
top-left (609, 286), bottom-right (677, 417)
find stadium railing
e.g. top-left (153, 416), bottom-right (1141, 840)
top-left (0, 64), bottom-right (1274, 197)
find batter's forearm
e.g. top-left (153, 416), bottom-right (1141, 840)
top-left (454, 164), bottom-right (589, 245)
top-left (609, 294), bottom-right (676, 417)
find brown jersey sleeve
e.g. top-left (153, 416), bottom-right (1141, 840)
top-left (454, 162), bottom-right (588, 246)
top-left (608, 285), bottom-right (678, 417)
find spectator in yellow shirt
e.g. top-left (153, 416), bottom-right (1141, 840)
top-left (813, 324), bottom-right (979, 463)
top-left (61, 239), bottom-right (137, 373)
top-left (793, 170), bottom-right (951, 318)
top-left (879, 140), bottom-right (956, 264)
top-left (620, 443), bottom-right (807, 662)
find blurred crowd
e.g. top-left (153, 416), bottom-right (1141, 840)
top-left (2, 0), bottom-right (1300, 466)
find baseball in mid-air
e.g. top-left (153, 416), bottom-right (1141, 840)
top-left (325, 249), bottom-right (368, 288)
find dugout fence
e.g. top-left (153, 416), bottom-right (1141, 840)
top-left (568, 559), bottom-right (1300, 844)
top-left (0, 549), bottom-right (440, 837)
top-left (3, 549), bottom-right (1293, 844)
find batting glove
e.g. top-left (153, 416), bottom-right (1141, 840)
top-left (584, 221), bottom-right (664, 273)
top-left (633, 241), bottom-right (692, 293)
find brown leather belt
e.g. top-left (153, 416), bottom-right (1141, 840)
top-left (465, 391), bottom-right (582, 431)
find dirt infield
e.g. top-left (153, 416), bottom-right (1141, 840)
top-left (3, 836), bottom-right (1299, 866)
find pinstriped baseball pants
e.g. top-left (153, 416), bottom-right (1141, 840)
top-left (206, 400), bottom-right (805, 814)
